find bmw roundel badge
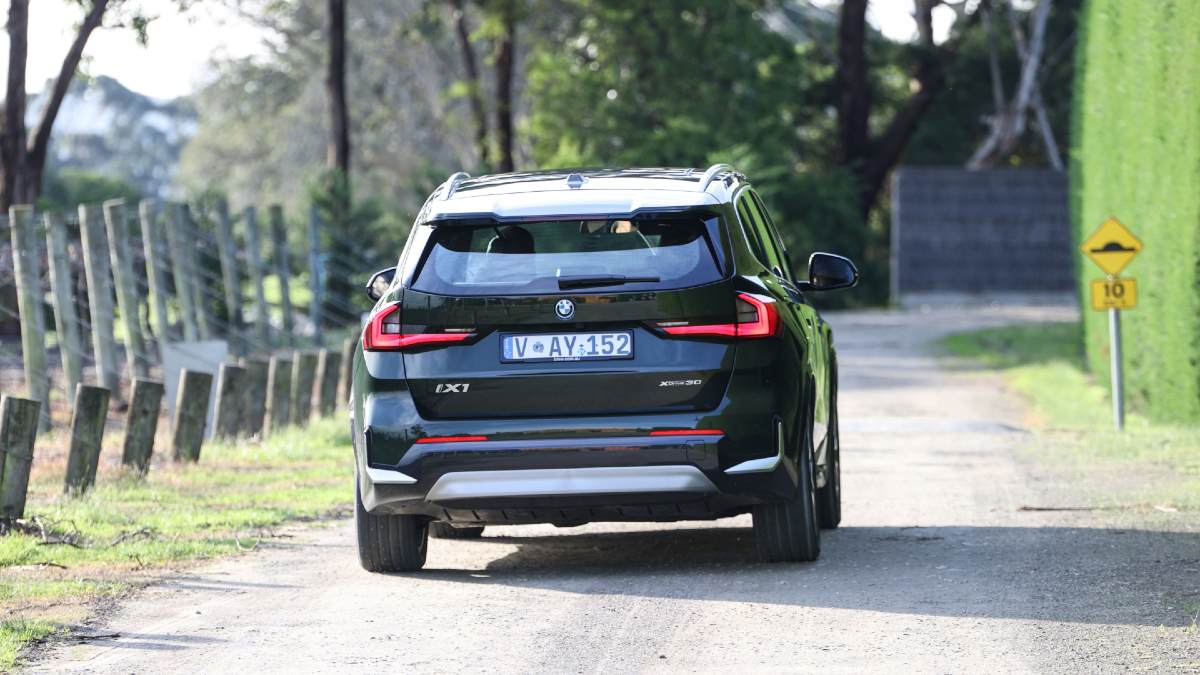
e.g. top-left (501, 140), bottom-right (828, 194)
top-left (555, 298), bottom-right (575, 320)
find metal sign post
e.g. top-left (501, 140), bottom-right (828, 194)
top-left (1081, 218), bottom-right (1141, 433)
top-left (1108, 300), bottom-right (1124, 431)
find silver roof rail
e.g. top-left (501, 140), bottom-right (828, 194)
top-left (440, 171), bottom-right (471, 200)
top-left (697, 163), bottom-right (736, 192)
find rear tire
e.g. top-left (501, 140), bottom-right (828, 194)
top-left (355, 474), bottom-right (428, 572)
top-left (429, 522), bottom-right (485, 539)
top-left (816, 362), bottom-right (842, 530)
top-left (753, 419), bottom-right (821, 563)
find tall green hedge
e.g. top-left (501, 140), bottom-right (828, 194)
top-left (1071, 0), bottom-right (1200, 423)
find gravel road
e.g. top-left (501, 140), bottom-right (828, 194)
top-left (29, 307), bottom-right (1200, 673)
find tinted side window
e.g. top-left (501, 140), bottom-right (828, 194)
top-left (750, 192), bottom-right (796, 282)
top-left (735, 192), bottom-right (774, 272)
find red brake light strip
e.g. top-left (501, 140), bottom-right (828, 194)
top-left (363, 303), bottom-right (475, 351)
top-left (660, 292), bottom-right (778, 339)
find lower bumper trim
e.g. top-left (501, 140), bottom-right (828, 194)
top-left (426, 465), bottom-right (718, 502)
top-left (366, 465), bottom-right (417, 485)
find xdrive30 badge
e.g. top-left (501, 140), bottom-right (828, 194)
top-left (659, 379), bottom-right (702, 387)
top-left (555, 298), bottom-right (575, 320)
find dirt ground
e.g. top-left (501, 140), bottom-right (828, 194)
top-left (23, 306), bottom-right (1200, 673)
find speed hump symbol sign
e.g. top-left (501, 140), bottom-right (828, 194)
top-left (1091, 278), bottom-right (1137, 310)
top-left (1082, 217), bottom-right (1142, 276)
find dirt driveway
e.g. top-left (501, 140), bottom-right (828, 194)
top-left (27, 307), bottom-right (1200, 673)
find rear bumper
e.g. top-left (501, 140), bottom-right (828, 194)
top-left (355, 430), bottom-right (798, 523)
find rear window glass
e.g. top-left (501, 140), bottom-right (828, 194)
top-left (412, 216), bottom-right (724, 296)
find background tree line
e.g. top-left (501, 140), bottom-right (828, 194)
top-left (5, 0), bottom-right (1081, 305)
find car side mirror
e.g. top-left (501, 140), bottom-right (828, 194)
top-left (804, 252), bottom-right (859, 291)
top-left (365, 266), bottom-right (397, 301)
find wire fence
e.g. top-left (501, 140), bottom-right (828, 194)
top-left (0, 197), bottom-right (395, 430)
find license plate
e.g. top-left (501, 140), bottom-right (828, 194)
top-left (501, 331), bottom-right (634, 363)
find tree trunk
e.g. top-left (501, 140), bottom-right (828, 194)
top-left (835, 0), bottom-right (869, 169)
top-left (2, 0), bottom-right (30, 211)
top-left (326, 0), bottom-right (350, 177)
top-left (448, 0), bottom-right (489, 170)
top-left (322, 0), bottom-right (353, 324)
top-left (2, 0), bottom-right (109, 211)
top-left (494, 4), bottom-right (516, 173)
top-left (835, 0), bottom-right (952, 218)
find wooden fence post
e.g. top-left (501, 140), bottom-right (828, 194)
top-left (79, 203), bottom-right (121, 393)
top-left (165, 203), bottom-right (200, 342)
top-left (307, 205), bottom-right (323, 345)
top-left (290, 351), bottom-right (319, 427)
top-left (122, 378), bottom-right (163, 475)
top-left (103, 199), bottom-right (150, 380)
top-left (266, 356), bottom-right (292, 431)
top-left (46, 212), bottom-right (85, 401)
top-left (172, 369), bottom-right (212, 462)
top-left (243, 206), bottom-right (271, 350)
top-left (315, 349), bottom-right (342, 417)
top-left (214, 199), bottom-right (243, 355)
top-left (269, 205), bottom-right (295, 347)
top-left (0, 395), bottom-right (40, 520)
top-left (9, 206), bottom-right (50, 432)
top-left (213, 363), bottom-right (247, 440)
top-left (337, 336), bottom-right (355, 406)
top-left (183, 205), bottom-right (213, 340)
top-left (138, 200), bottom-right (172, 354)
top-left (240, 358), bottom-right (269, 437)
top-left (64, 384), bottom-right (110, 494)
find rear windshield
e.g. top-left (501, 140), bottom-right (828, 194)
top-left (411, 216), bottom-right (724, 296)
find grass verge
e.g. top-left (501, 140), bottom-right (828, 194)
top-left (941, 321), bottom-right (1200, 511)
top-left (0, 416), bottom-right (352, 670)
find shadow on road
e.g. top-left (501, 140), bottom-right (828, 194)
top-left (405, 524), bottom-right (1200, 627)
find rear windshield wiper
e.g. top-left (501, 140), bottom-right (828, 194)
top-left (557, 274), bottom-right (661, 290)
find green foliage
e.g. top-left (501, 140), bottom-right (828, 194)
top-left (524, 0), bottom-right (883, 303)
top-left (38, 168), bottom-right (140, 212)
top-left (906, 1), bottom-right (1082, 166)
top-left (1071, 0), bottom-right (1200, 423)
top-left (526, 1), bottom-right (815, 167)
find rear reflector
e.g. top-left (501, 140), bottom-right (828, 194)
top-left (363, 303), bottom-right (475, 351)
top-left (660, 292), bottom-right (778, 339)
top-left (414, 435), bottom-right (489, 444)
top-left (649, 429), bottom-right (724, 436)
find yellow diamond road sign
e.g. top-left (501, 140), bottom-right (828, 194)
top-left (1082, 217), bottom-right (1142, 276)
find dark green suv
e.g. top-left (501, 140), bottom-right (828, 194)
top-left (351, 165), bottom-right (858, 571)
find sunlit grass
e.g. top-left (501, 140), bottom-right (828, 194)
top-left (942, 322), bottom-right (1200, 510)
top-left (0, 619), bottom-right (61, 671)
top-left (0, 416), bottom-right (353, 666)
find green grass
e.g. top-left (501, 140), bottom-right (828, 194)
top-left (0, 416), bottom-right (353, 667)
top-left (942, 321), bottom-right (1200, 510)
top-left (0, 620), bottom-right (60, 671)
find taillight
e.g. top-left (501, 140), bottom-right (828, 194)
top-left (659, 292), bottom-right (778, 339)
top-left (362, 303), bottom-right (475, 351)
